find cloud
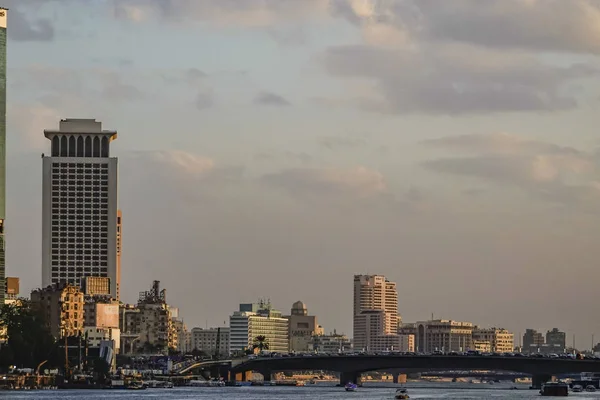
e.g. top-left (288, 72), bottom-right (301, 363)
top-left (421, 133), bottom-right (600, 210)
top-left (11, 66), bottom-right (145, 103)
top-left (321, 43), bottom-right (599, 114)
top-left (195, 90), bottom-right (215, 110)
top-left (254, 91), bottom-right (291, 106)
top-left (261, 166), bottom-right (386, 198)
top-left (112, 0), bottom-right (330, 27)
top-left (422, 132), bottom-right (582, 156)
top-left (318, 136), bottom-right (367, 150)
top-left (7, 103), bottom-right (62, 151)
top-left (5, 1), bottom-right (54, 42)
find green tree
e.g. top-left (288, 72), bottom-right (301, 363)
top-left (0, 300), bottom-right (58, 371)
top-left (252, 335), bottom-right (270, 353)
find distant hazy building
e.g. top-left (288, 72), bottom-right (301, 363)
top-left (415, 320), bottom-right (474, 353)
top-left (310, 331), bottom-right (352, 353)
top-left (472, 327), bottom-right (514, 353)
top-left (546, 328), bottom-right (566, 350)
top-left (41, 118), bottom-right (121, 299)
top-left (191, 327), bottom-right (230, 356)
top-left (523, 329), bottom-right (545, 351)
top-left (31, 283), bottom-right (84, 338)
top-left (285, 301), bottom-right (323, 352)
top-left (4, 277), bottom-right (18, 304)
top-left (229, 301), bottom-right (289, 354)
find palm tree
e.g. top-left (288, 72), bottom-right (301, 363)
top-left (252, 335), bottom-right (270, 353)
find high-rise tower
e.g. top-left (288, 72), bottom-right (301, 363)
top-left (0, 7), bottom-right (8, 304)
top-left (42, 119), bottom-right (121, 299)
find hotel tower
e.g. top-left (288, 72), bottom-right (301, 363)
top-left (42, 119), bottom-right (121, 299)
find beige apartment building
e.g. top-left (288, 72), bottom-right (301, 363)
top-left (353, 275), bottom-right (399, 335)
top-left (472, 327), bottom-right (514, 353)
top-left (285, 301), bottom-right (323, 352)
top-left (415, 319), bottom-right (474, 353)
top-left (31, 283), bottom-right (84, 338)
top-left (120, 281), bottom-right (177, 354)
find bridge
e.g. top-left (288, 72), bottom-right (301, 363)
top-left (174, 359), bottom-right (234, 375)
top-left (230, 355), bottom-right (600, 388)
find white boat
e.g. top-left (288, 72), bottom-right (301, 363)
top-left (345, 382), bottom-right (358, 391)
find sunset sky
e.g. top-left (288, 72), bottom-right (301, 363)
top-left (6, 0), bottom-right (600, 344)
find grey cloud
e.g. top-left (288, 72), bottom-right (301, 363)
top-left (254, 91), bottom-right (291, 106)
top-left (12, 66), bottom-right (145, 103)
top-left (195, 90), bottom-right (215, 110)
top-left (6, 6), bottom-right (54, 42)
top-left (322, 44), bottom-right (599, 114)
top-left (318, 136), bottom-right (366, 150)
top-left (415, 0), bottom-right (600, 54)
top-left (261, 166), bottom-right (386, 198)
top-left (422, 133), bottom-right (583, 156)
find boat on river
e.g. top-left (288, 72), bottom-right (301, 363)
top-left (344, 382), bottom-right (358, 391)
top-left (395, 387), bottom-right (409, 399)
top-left (539, 382), bottom-right (568, 396)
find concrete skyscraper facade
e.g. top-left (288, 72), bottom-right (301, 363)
top-left (42, 119), bottom-right (121, 299)
top-left (0, 8), bottom-right (8, 304)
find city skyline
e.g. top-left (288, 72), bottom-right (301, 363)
top-left (5, 1), bottom-right (600, 341)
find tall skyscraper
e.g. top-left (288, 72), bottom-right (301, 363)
top-left (353, 274), bottom-right (399, 350)
top-left (0, 8), bottom-right (8, 305)
top-left (42, 119), bottom-right (121, 299)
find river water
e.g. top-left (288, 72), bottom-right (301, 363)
top-left (1, 383), bottom-right (596, 399)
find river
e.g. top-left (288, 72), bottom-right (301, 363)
top-left (0, 382), bottom-right (596, 399)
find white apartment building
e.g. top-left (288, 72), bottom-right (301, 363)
top-left (41, 119), bottom-right (121, 299)
top-left (191, 327), bottom-right (230, 356)
top-left (472, 327), bottom-right (514, 353)
top-left (229, 304), bottom-right (289, 354)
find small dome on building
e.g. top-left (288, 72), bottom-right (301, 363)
top-left (291, 301), bottom-right (308, 316)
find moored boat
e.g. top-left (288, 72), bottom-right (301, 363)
top-left (539, 382), bottom-right (568, 396)
top-left (395, 387), bottom-right (410, 399)
top-left (572, 385), bottom-right (583, 392)
top-left (585, 385), bottom-right (596, 392)
top-left (345, 382), bottom-right (358, 391)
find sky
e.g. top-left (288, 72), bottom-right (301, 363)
top-left (5, 0), bottom-right (600, 346)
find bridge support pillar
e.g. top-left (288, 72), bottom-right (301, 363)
top-left (531, 374), bottom-right (553, 389)
top-left (229, 371), bottom-right (252, 382)
top-left (259, 369), bottom-right (272, 382)
top-left (340, 372), bottom-right (362, 386)
top-left (393, 373), bottom-right (407, 384)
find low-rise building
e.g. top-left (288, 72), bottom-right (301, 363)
top-left (309, 331), bottom-right (352, 353)
top-left (84, 326), bottom-right (121, 353)
top-left (191, 327), bottom-right (230, 356)
top-left (472, 327), bottom-right (514, 353)
top-left (473, 340), bottom-right (491, 352)
top-left (415, 319), bottom-right (474, 353)
top-left (31, 283), bottom-right (84, 338)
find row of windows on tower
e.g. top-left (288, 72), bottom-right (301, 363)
top-left (51, 135), bottom-right (110, 158)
